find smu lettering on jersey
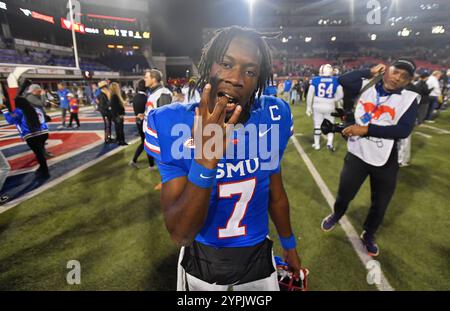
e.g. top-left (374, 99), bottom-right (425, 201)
top-left (311, 76), bottom-right (339, 99)
top-left (144, 96), bottom-right (294, 248)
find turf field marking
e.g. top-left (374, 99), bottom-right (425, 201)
top-left (0, 137), bottom-right (140, 214)
top-left (419, 124), bottom-right (450, 134)
top-left (414, 132), bottom-right (432, 139)
top-left (290, 135), bottom-right (394, 291)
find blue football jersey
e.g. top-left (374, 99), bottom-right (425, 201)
top-left (145, 96), bottom-right (294, 248)
top-left (311, 76), bottom-right (339, 99)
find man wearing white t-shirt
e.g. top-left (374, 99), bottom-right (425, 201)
top-left (320, 60), bottom-right (418, 257)
top-left (425, 70), bottom-right (442, 122)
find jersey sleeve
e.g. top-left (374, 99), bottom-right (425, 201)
top-left (265, 97), bottom-right (293, 175)
top-left (144, 106), bottom-right (190, 183)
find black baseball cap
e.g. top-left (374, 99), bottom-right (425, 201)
top-left (392, 59), bottom-right (416, 77)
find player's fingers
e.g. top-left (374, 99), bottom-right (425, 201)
top-left (209, 95), bottom-right (227, 123)
top-left (226, 105), bottom-right (242, 126)
top-left (193, 107), bottom-right (200, 131)
top-left (199, 84), bottom-right (211, 117)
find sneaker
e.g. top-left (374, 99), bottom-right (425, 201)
top-left (129, 160), bottom-right (139, 169)
top-left (321, 213), bottom-right (339, 232)
top-left (312, 144), bottom-right (320, 150)
top-left (118, 141), bottom-right (129, 146)
top-left (57, 125), bottom-right (65, 129)
top-left (399, 162), bottom-right (410, 167)
top-left (424, 120), bottom-right (436, 123)
top-left (154, 182), bottom-right (162, 191)
top-left (360, 230), bottom-right (379, 256)
top-left (0, 195), bottom-right (9, 205)
top-left (326, 145), bottom-right (335, 152)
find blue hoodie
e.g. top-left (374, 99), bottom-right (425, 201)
top-left (3, 107), bottom-right (49, 140)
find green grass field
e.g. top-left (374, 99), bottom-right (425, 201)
top-left (0, 101), bottom-right (449, 290)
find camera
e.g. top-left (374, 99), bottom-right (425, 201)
top-left (320, 108), bottom-right (355, 134)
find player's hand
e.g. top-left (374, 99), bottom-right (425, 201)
top-left (342, 124), bottom-right (368, 137)
top-left (370, 64), bottom-right (386, 77)
top-left (283, 248), bottom-right (302, 278)
top-left (193, 83), bottom-right (242, 169)
top-left (137, 113), bottom-right (144, 120)
top-left (306, 108), bottom-right (312, 117)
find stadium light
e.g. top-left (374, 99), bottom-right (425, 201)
top-left (305, 37), bottom-right (312, 43)
top-left (398, 28), bottom-right (411, 37)
top-left (370, 34), bottom-right (377, 41)
top-left (431, 25), bottom-right (445, 34)
top-left (331, 36), bottom-right (336, 41)
top-left (281, 37), bottom-right (288, 43)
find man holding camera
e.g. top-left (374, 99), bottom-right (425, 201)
top-left (321, 60), bottom-right (418, 256)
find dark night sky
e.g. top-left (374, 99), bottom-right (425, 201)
top-left (149, 0), bottom-right (252, 59)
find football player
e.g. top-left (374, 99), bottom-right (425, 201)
top-left (306, 64), bottom-right (344, 151)
top-left (144, 26), bottom-right (302, 291)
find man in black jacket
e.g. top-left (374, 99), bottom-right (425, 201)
top-left (414, 72), bottom-right (432, 124)
top-left (129, 79), bottom-right (155, 169)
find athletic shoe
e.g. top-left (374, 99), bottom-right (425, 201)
top-left (129, 161), bottom-right (139, 169)
top-left (118, 141), bottom-right (129, 146)
top-left (57, 125), bottom-right (65, 129)
top-left (399, 162), bottom-right (410, 167)
top-left (326, 145), bottom-right (335, 152)
top-left (0, 195), bottom-right (9, 205)
top-left (312, 144), bottom-right (320, 150)
top-left (424, 120), bottom-right (435, 123)
top-left (321, 213), bottom-right (339, 232)
top-left (360, 230), bottom-right (379, 257)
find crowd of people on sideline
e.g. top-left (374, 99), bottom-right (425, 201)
top-left (0, 60), bottom-right (448, 205)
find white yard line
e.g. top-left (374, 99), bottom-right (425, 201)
top-left (290, 135), bottom-right (394, 291)
top-left (0, 137), bottom-right (140, 214)
top-left (419, 124), bottom-right (450, 134)
top-left (414, 132), bottom-right (432, 139)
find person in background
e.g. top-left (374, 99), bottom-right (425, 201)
top-left (425, 70), bottom-right (442, 123)
top-left (56, 82), bottom-right (70, 129)
top-left (0, 151), bottom-right (10, 205)
top-left (129, 79), bottom-right (155, 169)
top-left (181, 78), bottom-right (201, 104)
top-left (67, 93), bottom-right (80, 129)
top-left (97, 80), bottom-right (113, 143)
top-left (2, 97), bottom-right (50, 179)
top-left (321, 61), bottom-right (419, 256)
top-left (26, 84), bottom-right (46, 115)
top-left (414, 72), bottom-right (431, 124)
top-left (110, 82), bottom-right (128, 146)
top-left (25, 84), bottom-right (53, 158)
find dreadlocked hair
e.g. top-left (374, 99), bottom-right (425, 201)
top-left (193, 26), bottom-right (273, 104)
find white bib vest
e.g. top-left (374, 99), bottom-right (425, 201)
top-left (347, 81), bottom-right (418, 166)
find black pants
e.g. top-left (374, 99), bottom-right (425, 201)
top-left (132, 119), bottom-right (154, 167)
top-left (113, 115), bottom-right (125, 143)
top-left (26, 133), bottom-right (49, 174)
top-left (333, 149), bottom-right (399, 236)
top-left (68, 113), bottom-right (80, 127)
top-left (101, 112), bottom-right (112, 142)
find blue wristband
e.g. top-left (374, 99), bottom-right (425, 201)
top-left (279, 234), bottom-right (297, 250)
top-left (188, 160), bottom-right (217, 189)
